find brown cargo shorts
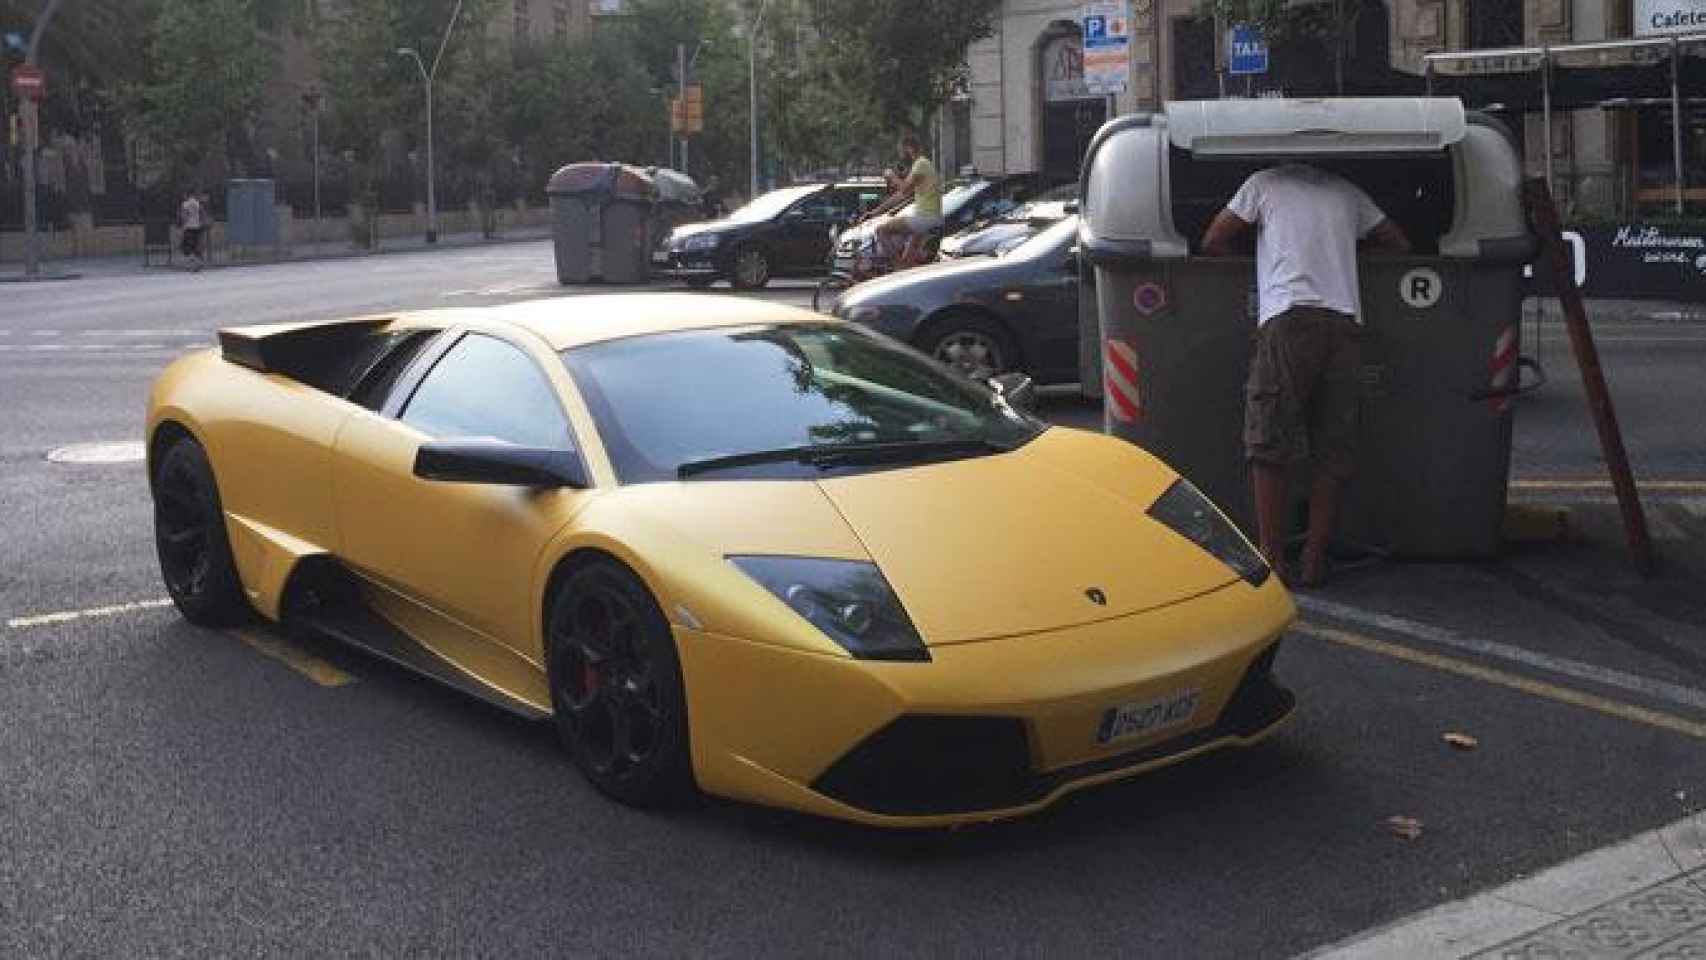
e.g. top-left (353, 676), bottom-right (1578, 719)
top-left (1244, 305), bottom-right (1362, 478)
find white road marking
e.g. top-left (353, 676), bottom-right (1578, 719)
top-left (6, 598), bottom-right (175, 630)
top-left (1296, 595), bottom-right (1706, 713)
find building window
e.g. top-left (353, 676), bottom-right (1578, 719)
top-left (1465, 0), bottom-right (1523, 49)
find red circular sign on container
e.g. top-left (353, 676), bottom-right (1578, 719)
top-left (11, 65), bottom-right (45, 102)
top-left (1132, 281), bottom-right (1167, 316)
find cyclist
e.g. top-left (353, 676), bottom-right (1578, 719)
top-left (873, 132), bottom-right (942, 266)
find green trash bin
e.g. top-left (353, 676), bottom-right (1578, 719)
top-left (1077, 98), bottom-right (1535, 559)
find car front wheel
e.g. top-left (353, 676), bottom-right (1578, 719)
top-left (920, 313), bottom-right (1018, 382)
top-left (547, 559), bottom-right (693, 807)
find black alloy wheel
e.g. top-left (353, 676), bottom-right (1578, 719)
top-left (547, 560), bottom-right (692, 806)
top-left (731, 247), bottom-right (771, 290)
top-left (152, 436), bottom-right (252, 627)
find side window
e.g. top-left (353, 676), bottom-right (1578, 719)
top-left (400, 333), bottom-right (572, 449)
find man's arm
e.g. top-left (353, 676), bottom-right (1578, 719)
top-left (1201, 210), bottom-right (1252, 257)
top-left (1362, 218), bottom-right (1411, 254)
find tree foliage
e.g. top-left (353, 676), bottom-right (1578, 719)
top-left (811, 0), bottom-right (1001, 131)
top-left (128, 0), bottom-right (276, 179)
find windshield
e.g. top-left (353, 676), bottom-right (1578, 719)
top-left (725, 185), bottom-right (824, 224)
top-left (897, 179), bottom-right (989, 220)
top-left (1005, 215), bottom-right (1079, 260)
top-left (562, 323), bottom-right (1042, 483)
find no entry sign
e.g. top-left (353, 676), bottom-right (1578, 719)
top-left (11, 64), bottom-right (45, 101)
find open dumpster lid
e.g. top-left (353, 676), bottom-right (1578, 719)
top-left (1164, 98), bottom-right (1467, 157)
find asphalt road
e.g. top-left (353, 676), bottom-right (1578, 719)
top-left (3, 242), bottom-right (1704, 957)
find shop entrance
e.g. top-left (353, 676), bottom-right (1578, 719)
top-left (1039, 27), bottom-right (1106, 181)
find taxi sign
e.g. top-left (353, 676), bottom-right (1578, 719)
top-left (11, 64), bottom-right (45, 101)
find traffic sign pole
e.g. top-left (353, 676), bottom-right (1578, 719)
top-left (18, 0), bottom-right (66, 279)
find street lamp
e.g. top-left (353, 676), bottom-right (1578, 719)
top-left (393, 0), bottom-right (463, 244)
top-left (301, 89), bottom-right (323, 253)
top-left (746, 0), bottom-right (771, 200)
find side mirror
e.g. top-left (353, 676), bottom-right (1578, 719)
top-left (988, 372), bottom-right (1038, 414)
top-left (414, 440), bottom-right (589, 489)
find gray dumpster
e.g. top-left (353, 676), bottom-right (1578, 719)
top-left (547, 163), bottom-right (602, 284)
top-left (546, 162), bottom-right (661, 284)
top-left (1078, 98), bottom-right (1535, 559)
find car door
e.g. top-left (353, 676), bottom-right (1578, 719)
top-left (774, 191), bottom-right (838, 272)
top-left (1009, 230), bottom-right (1083, 381)
top-left (331, 329), bottom-right (591, 684)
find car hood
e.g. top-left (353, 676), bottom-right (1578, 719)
top-left (841, 253), bottom-right (1017, 306)
top-left (816, 429), bottom-right (1243, 645)
top-left (942, 222), bottom-right (1031, 257)
top-left (668, 221), bottom-right (746, 243)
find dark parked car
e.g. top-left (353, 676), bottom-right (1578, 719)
top-left (829, 172), bottom-right (1068, 272)
top-left (938, 185), bottom-right (1079, 259)
top-left (836, 216), bottom-right (1086, 384)
top-left (654, 182), bottom-right (886, 289)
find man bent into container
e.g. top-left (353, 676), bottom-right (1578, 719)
top-left (1201, 163), bottom-right (1410, 587)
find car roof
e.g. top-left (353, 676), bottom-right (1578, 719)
top-left (404, 294), bottom-right (826, 351)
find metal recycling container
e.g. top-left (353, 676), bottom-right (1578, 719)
top-left (225, 179), bottom-right (277, 247)
top-left (546, 162), bottom-right (660, 284)
top-left (1077, 98), bottom-right (1535, 559)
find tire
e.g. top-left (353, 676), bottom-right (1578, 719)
top-left (730, 247), bottom-right (771, 290)
top-left (546, 559), bottom-right (693, 807)
top-left (919, 312), bottom-right (1019, 382)
top-left (813, 276), bottom-right (852, 315)
top-left (152, 435), bottom-right (252, 627)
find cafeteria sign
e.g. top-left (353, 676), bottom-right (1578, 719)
top-left (1081, 1), bottom-right (1130, 95)
top-left (1635, 0), bottom-right (1706, 36)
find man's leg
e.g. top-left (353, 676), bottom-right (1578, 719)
top-left (1301, 314), bottom-right (1362, 586)
top-left (1251, 461), bottom-right (1288, 571)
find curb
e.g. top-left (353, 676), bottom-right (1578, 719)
top-left (1299, 809), bottom-right (1706, 959)
top-left (140, 232), bottom-right (553, 273)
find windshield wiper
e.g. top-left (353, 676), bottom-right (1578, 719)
top-left (677, 438), bottom-right (1013, 479)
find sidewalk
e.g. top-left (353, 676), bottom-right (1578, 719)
top-left (1524, 297), bottom-right (1706, 324)
top-left (0, 225), bottom-right (552, 282)
top-left (1304, 810), bottom-right (1706, 959)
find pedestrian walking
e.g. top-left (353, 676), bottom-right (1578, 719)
top-left (179, 190), bottom-right (206, 271)
top-left (1200, 163), bottom-right (1411, 587)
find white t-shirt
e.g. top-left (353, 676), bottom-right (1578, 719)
top-left (180, 197), bottom-right (204, 230)
top-left (1225, 164), bottom-right (1388, 325)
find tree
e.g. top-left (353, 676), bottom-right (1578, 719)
top-left (811, 0), bottom-right (1001, 133)
top-left (127, 0), bottom-right (276, 180)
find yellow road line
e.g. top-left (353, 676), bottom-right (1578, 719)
top-left (1295, 622), bottom-right (1706, 741)
top-left (1511, 479), bottom-right (1706, 493)
top-left (234, 630), bottom-right (356, 688)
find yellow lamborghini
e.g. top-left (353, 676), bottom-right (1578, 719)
top-left (146, 293), bottom-right (1295, 827)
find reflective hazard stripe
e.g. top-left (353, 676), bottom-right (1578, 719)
top-left (1105, 338), bottom-right (1141, 423)
top-left (1488, 326), bottom-right (1518, 413)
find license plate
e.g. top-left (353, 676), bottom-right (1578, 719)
top-left (834, 256), bottom-right (856, 271)
top-left (651, 251), bottom-right (671, 264)
top-left (1095, 688), bottom-right (1200, 745)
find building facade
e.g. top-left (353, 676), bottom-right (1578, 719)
top-left (945, 0), bottom-right (1701, 216)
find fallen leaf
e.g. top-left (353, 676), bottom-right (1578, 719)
top-left (1443, 732), bottom-right (1479, 750)
top-left (1386, 815), bottom-right (1424, 841)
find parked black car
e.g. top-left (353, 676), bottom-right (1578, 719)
top-left (654, 181), bottom-right (886, 289)
top-left (836, 216), bottom-right (1086, 384)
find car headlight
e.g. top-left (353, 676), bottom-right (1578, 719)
top-left (1146, 480), bottom-right (1270, 587)
top-left (728, 556), bottom-right (929, 661)
top-left (683, 233), bottom-right (720, 252)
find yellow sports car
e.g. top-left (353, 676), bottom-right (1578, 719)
top-left (146, 294), bottom-right (1294, 827)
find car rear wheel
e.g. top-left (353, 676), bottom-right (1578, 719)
top-left (731, 248), bottom-right (770, 290)
top-left (152, 434), bottom-right (252, 627)
top-left (547, 560), bottom-right (693, 807)
top-left (813, 276), bottom-right (852, 315)
top-left (920, 313), bottom-right (1018, 382)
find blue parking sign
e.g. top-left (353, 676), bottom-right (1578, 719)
top-left (1228, 23), bottom-right (1268, 76)
top-left (1085, 15), bottom-right (1106, 42)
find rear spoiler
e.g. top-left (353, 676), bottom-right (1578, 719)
top-left (218, 316), bottom-right (394, 374)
